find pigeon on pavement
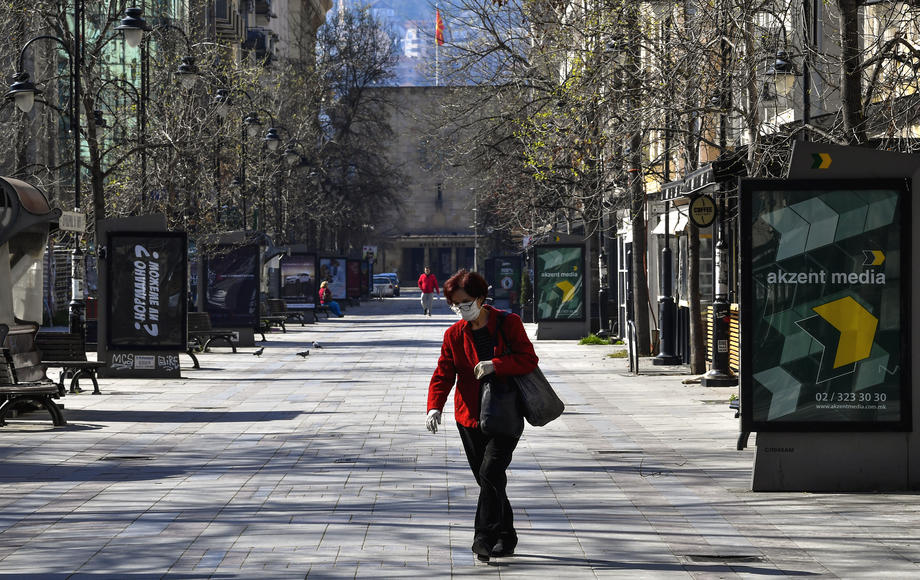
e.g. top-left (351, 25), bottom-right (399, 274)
top-left (252, 347), bottom-right (264, 357)
top-left (312, 341), bottom-right (323, 349)
top-left (296, 350), bottom-right (310, 358)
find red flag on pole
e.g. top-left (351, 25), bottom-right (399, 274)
top-left (435, 10), bottom-right (445, 46)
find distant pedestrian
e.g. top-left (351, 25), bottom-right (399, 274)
top-left (425, 269), bottom-right (538, 561)
top-left (319, 280), bottom-right (344, 317)
top-left (418, 266), bottom-right (440, 316)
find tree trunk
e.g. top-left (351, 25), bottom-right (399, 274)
top-left (82, 88), bottom-right (106, 225)
top-left (687, 222), bottom-right (706, 373)
top-left (629, 131), bottom-right (651, 355)
top-left (625, 3), bottom-right (651, 355)
top-left (837, 0), bottom-right (867, 144)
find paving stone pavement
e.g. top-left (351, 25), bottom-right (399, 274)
top-left (3, 291), bottom-right (920, 579)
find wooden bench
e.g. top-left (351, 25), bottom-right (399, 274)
top-left (35, 332), bottom-right (105, 395)
top-left (0, 325), bottom-right (65, 427)
top-left (286, 303), bottom-right (326, 323)
top-left (188, 312), bottom-right (237, 353)
top-left (259, 303), bottom-right (287, 335)
top-left (268, 299), bottom-right (305, 326)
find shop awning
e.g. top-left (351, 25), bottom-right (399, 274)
top-left (651, 207), bottom-right (688, 235)
top-left (0, 176), bottom-right (60, 247)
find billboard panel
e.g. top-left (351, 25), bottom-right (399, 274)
top-left (319, 257), bottom-right (347, 300)
top-left (492, 256), bottom-right (521, 302)
top-left (535, 245), bottom-right (585, 321)
top-left (740, 179), bottom-right (911, 431)
top-left (280, 253), bottom-right (316, 306)
top-left (106, 232), bottom-right (187, 350)
top-left (346, 260), bottom-right (361, 298)
top-left (205, 244), bottom-right (260, 328)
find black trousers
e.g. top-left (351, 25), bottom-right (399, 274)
top-left (457, 422), bottom-right (519, 543)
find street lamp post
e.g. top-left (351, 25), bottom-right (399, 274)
top-left (5, 23), bottom-right (85, 335)
top-left (701, 1), bottom-right (738, 387)
top-left (654, 200), bottom-right (681, 365)
top-left (212, 88), bottom-right (280, 232)
top-left (117, 8), bottom-right (199, 207)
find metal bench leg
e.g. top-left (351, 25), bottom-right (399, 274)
top-left (57, 371), bottom-right (67, 396)
top-left (69, 370), bottom-right (83, 394)
top-left (88, 372), bottom-right (101, 395)
top-left (39, 397), bottom-right (66, 426)
top-left (187, 348), bottom-right (200, 369)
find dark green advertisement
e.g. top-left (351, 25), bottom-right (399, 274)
top-left (492, 256), bottom-right (521, 301)
top-left (740, 179), bottom-right (911, 431)
top-left (535, 245), bottom-right (584, 321)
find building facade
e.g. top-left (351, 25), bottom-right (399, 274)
top-left (367, 86), bottom-right (478, 284)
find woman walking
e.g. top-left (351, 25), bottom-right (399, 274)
top-left (425, 269), bottom-right (538, 561)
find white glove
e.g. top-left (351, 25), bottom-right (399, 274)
top-left (473, 360), bottom-right (495, 380)
top-left (426, 409), bottom-right (442, 433)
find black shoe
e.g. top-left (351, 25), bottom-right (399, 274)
top-left (491, 537), bottom-right (516, 557)
top-left (471, 537), bottom-right (493, 562)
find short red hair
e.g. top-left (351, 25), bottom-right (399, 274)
top-left (443, 269), bottom-right (489, 305)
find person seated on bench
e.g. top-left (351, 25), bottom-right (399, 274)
top-left (319, 281), bottom-right (344, 318)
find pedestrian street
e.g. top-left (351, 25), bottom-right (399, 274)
top-left (2, 292), bottom-right (920, 578)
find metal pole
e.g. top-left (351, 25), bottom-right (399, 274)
top-left (655, 56), bottom-right (680, 365)
top-left (140, 27), bottom-right (148, 206)
top-left (241, 124), bottom-right (247, 230)
top-left (701, 194), bottom-right (737, 386)
top-left (701, 0), bottom-right (737, 386)
top-left (68, 0), bottom-right (85, 337)
top-left (654, 200), bottom-right (681, 365)
top-left (801, 0), bottom-right (811, 141)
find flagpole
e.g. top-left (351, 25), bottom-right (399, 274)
top-left (436, 5), bottom-right (440, 87)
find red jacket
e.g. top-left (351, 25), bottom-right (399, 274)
top-left (418, 273), bottom-right (440, 293)
top-left (427, 305), bottom-right (539, 428)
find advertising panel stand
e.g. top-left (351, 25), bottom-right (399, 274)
top-left (97, 215), bottom-right (187, 378)
top-left (741, 142), bottom-right (920, 491)
top-left (203, 234), bottom-right (261, 347)
top-left (534, 234), bottom-right (591, 340)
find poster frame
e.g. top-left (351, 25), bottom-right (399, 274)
top-left (346, 259), bottom-right (361, 299)
top-left (534, 244), bottom-right (586, 322)
top-left (739, 178), bottom-right (912, 432)
top-left (280, 252), bottom-right (317, 307)
top-left (105, 230), bottom-right (188, 351)
top-left (205, 243), bottom-right (261, 329)
top-left (319, 256), bottom-right (348, 300)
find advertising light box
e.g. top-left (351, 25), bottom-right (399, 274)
top-left (535, 245), bottom-right (585, 321)
top-left (280, 253), bottom-right (316, 307)
top-left (205, 244), bottom-right (260, 328)
top-left (319, 257), bottom-right (347, 300)
top-left (740, 179), bottom-right (911, 431)
top-left (106, 232), bottom-right (187, 351)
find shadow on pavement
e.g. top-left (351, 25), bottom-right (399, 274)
top-left (492, 554), bottom-right (820, 575)
top-left (64, 409), bottom-right (304, 423)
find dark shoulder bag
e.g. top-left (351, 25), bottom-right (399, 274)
top-left (479, 312), bottom-right (525, 438)
top-left (496, 314), bottom-right (565, 427)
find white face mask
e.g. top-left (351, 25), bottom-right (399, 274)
top-left (451, 300), bottom-right (482, 322)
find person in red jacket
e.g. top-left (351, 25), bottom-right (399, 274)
top-left (426, 269), bottom-right (538, 561)
top-left (417, 266), bottom-right (440, 316)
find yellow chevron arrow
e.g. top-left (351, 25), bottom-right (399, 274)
top-left (870, 250), bottom-right (885, 266)
top-left (556, 280), bottom-right (576, 302)
top-left (812, 296), bottom-right (877, 368)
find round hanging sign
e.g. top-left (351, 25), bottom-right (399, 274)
top-left (688, 194), bottom-right (717, 228)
